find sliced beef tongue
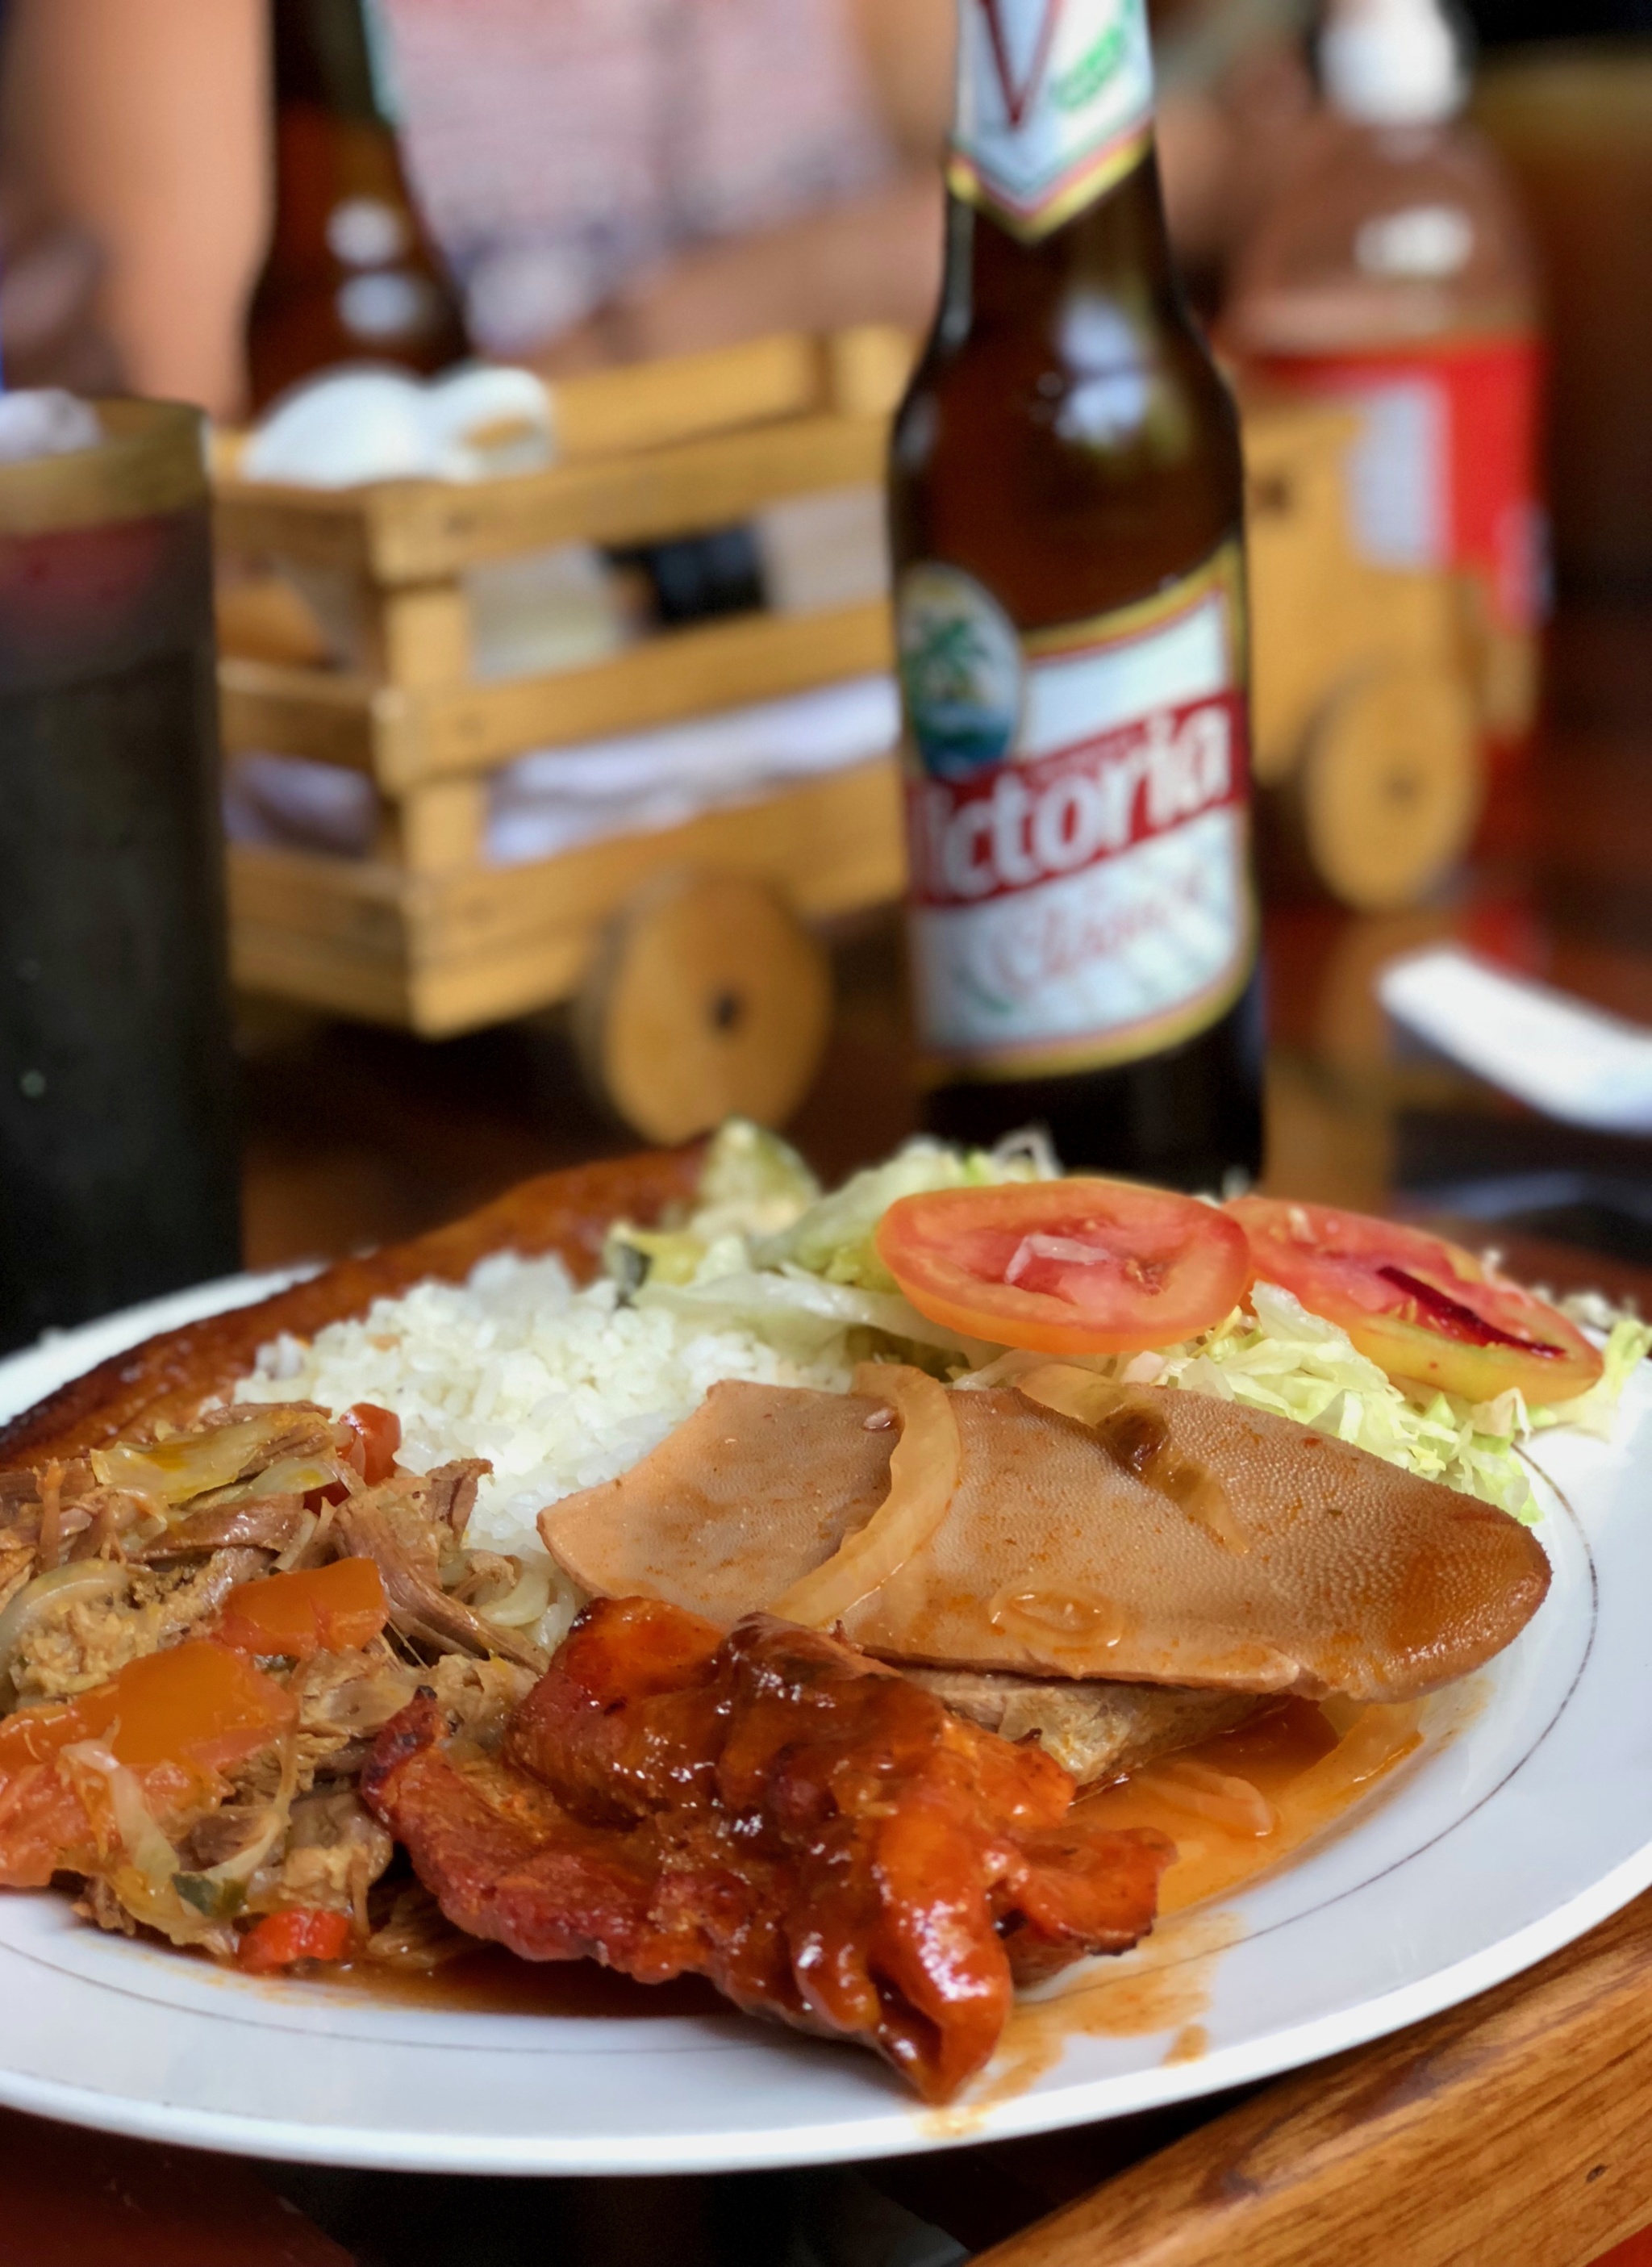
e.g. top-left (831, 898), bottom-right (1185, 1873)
top-left (542, 1372), bottom-right (1552, 1703)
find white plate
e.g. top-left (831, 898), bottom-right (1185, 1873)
top-left (0, 1275), bottom-right (1646, 2174)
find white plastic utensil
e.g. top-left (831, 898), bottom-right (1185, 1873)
top-left (1378, 946), bottom-right (1652, 1135)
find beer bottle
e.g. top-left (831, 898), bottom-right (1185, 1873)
top-left (890, 0), bottom-right (1264, 1192)
top-left (248, 0), bottom-right (469, 410)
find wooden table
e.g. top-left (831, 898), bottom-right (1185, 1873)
top-left (6, 594), bottom-right (1650, 2265)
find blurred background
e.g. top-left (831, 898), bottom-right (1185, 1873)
top-left (1, 0), bottom-right (1650, 1295)
top-left (1, 2), bottom-right (1651, 2258)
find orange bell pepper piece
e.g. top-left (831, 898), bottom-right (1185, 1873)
top-left (239, 1906), bottom-right (353, 1973)
top-left (215, 1557), bottom-right (388, 1660)
top-left (0, 1641), bottom-right (295, 1887)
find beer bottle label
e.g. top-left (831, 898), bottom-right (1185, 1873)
top-left (898, 547), bottom-right (1256, 1082)
top-left (949, 0), bottom-right (1156, 240)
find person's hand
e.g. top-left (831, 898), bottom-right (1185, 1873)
top-left (0, 186), bottom-right (122, 394)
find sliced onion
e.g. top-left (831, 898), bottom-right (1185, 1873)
top-left (1133, 1759), bottom-right (1278, 1839)
top-left (1004, 1232), bottom-right (1125, 1286)
top-left (0, 1561), bottom-right (131, 1691)
top-left (92, 1410), bottom-right (317, 1507)
top-left (59, 1740), bottom-right (180, 1893)
top-left (59, 1740), bottom-right (229, 1949)
top-left (954, 1346), bottom-right (1063, 1390)
top-left (773, 1363), bottom-right (960, 1630)
top-left (201, 1727), bottom-right (299, 1892)
top-left (1014, 1362), bottom-right (1130, 1426)
top-left (481, 1558), bottom-right (554, 1630)
top-left (273, 1512), bottom-right (319, 1574)
top-left (190, 1455), bottom-right (350, 1513)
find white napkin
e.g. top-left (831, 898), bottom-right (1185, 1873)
top-left (225, 674), bottom-right (900, 869)
top-left (1378, 946), bottom-right (1652, 1135)
top-left (486, 674), bottom-right (899, 865)
top-left (0, 389), bottom-right (102, 461)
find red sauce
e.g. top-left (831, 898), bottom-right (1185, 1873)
top-left (321, 1943), bottom-right (726, 2022)
top-left (315, 1699), bottom-right (1421, 2028)
top-left (1076, 1693), bottom-right (1422, 1915)
top-left (926, 1696), bottom-right (1428, 2125)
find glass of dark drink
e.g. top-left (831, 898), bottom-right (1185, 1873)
top-left (0, 399), bottom-right (240, 1355)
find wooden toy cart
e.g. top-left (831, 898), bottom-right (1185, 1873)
top-left (1243, 395), bottom-right (1483, 914)
top-left (216, 330), bottom-right (909, 1139)
top-left (215, 328), bottom-right (1484, 1138)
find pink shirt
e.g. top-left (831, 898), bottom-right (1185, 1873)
top-left (378, 0), bottom-right (898, 352)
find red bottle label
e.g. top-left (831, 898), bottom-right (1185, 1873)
top-left (1251, 334), bottom-right (1546, 637)
top-left (897, 547), bottom-right (1256, 1080)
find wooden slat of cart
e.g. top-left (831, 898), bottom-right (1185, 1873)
top-left (974, 1889), bottom-right (1652, 2267)
top-left (227, 756), bottom-right (903, 1036)
top-left (215, 411), bottom-right (887, 583)
top-left (549, 330), bottom-right (828, 459)
top-left (220, 600), bottom-right (894, 788)
top-left (219, 658), bottom-right (399, 774)
top-left (398, 599), bottom-right (892, 784)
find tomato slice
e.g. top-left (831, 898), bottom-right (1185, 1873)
top-left (215, 1557), bottom-right (389, 1660)
top-left (1226, 1197), bottom-right (1604, 1404)
top-left (310, 1402), bottom-right (403, 1508)
top-left (340, 1402), bottom-right (401, 1486)
top-left (874, 1179), bottom-right (1252, 1356)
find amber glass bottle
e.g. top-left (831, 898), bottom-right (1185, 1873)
top-left (248, 0), bottom-right (469, 409)
top-left (890, 0), bottom-right (1263, 1190)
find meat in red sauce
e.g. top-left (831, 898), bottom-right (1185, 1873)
top-left (362, 1597), bottom-right (1171, 2102)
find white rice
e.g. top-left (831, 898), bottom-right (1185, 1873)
top-left (233, 1250), bottom-right (855, 1640)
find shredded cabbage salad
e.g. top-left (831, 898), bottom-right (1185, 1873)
top-left (603, 1122), bottom-right (1650, 1524)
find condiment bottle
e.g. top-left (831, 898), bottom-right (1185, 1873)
top-left (1227, 0), bottom-right (1545, 816)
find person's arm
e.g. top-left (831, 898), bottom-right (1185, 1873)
top-left (0, 0), bottom-right (269, 417)
top-left (849, 0), bottom-right (954, 166)
top-left (561, 173), bottom-right (941, 372)
top-left (536, 0), bottom-right (954, 374)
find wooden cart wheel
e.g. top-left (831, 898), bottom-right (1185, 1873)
top-left (574, 871), bottom-right (832, 1144)
top-left (1297, 662), bottom-right (1483, 912)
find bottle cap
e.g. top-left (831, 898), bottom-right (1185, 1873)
top-left (1320, 0), bottom-right (1467, 126)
